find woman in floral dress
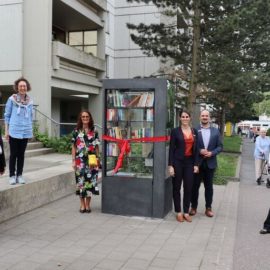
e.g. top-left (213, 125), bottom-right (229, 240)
top-left (71, 110), bottom-right (100, 213)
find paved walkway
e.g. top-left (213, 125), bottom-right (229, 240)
top-left (0, 155), bottom-right (240, 269)
top-left (233, 138), bottom-right (270, 270)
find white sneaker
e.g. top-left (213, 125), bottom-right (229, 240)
top-left (17, 175), bottom-right (25, 184)
top-left (9, 176), bottom-right (16, 185)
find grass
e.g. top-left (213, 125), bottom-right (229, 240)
top-left (213, 153), bottom-right (238, 185)
top-left (223, 135), bottom-right (242, 152)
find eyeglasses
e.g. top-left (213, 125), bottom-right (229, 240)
top-left (81, 116), bottom-right (90, 119)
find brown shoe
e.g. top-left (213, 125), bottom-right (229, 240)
top-left (189, 208), bottom-right (197, 216)
top-left (176, 213), bottom-right (184, 222)
top-left (184, 214), bottom-right (192, 222)
top-left (205, 208), bottom-right (214, 217)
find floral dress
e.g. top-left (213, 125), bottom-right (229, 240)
top-left (71, 128), bottom-right (100, 198)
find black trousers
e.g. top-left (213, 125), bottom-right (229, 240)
top-left (9, 136), bottom-right (28, 177)
top-left (191, 160), bottom-right (215, 209)
top-left (172, 157), bottom-right (194, 214)
top-left (263, 208), bottom-right (270, 230)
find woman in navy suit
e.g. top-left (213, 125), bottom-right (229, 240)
top-left (168, 110), bottom-right (199, 222)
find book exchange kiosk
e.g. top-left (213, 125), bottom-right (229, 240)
top-left (102, 78), bottom-right (172, 218)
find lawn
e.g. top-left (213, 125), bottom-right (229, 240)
top-left (223, 135), bottom-right (242, 153)
top-left (213, 153), bottom-right (239, 185)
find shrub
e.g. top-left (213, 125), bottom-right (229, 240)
top-left (33, 125), bottom-right (72, 154)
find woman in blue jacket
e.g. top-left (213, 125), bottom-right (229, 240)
top-left (4, 77), bottom-right (33, 185)
top-left (254, 128), bottom-right (270, 185)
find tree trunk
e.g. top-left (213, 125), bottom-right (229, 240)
top-left (187, 1), bottom-right (201, 114)
top-left (219, 107), bottom-right (226, 142)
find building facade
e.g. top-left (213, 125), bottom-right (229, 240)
top-left (0, 0), bottom-right (106, 135)
top-left (0, 0), bottom-right (172, 135)
top-left (105, 0), bottom-right (171, 79)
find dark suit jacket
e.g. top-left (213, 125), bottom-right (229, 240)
top-left (197, 126), bottom-right (223, 169)
top-left (168, 127), bottom-right (199, 166)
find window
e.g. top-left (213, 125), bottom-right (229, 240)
top-left (68, 30), bottom-right (97, 56)
top-left (105, 55), bottom-right (110, 78)
top-left (106, 11), bottom-right (110, 34)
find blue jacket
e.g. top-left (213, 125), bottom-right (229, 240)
top-left (168, 127), bottom-right (199, 166)
top-left (254, 135), bottom-right (270, 160)
top-left (4, 95), bottom-right (33, 139)
top-left (197, 126), bottom-right (223, 169)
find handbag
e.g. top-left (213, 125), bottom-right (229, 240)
top-left (80, 133), bottom-right (98, 167)
top-left (88, 154), bottom-right (98, 167)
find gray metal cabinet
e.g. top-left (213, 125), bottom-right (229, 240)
top-left (102, 78), bottom-right (172, 218)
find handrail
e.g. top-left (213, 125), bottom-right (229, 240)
top-left (0, 104), bottom-right (102, 130)
top-left (34, 107), bottom-right (102, 129)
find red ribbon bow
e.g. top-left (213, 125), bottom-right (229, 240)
top-left (102, 135), bottom-right (170, 173)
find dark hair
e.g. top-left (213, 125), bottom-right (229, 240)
top-left (76, 110), bottom-right (94, 131)
top-left (13, 77), bottom-right (31, 92)
top-left (179, 109), bottom-right (191, 117)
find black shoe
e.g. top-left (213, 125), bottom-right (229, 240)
top-left (260, 228), bottom-right (270, 234)
top-left (257, 178), bottom-right (261, 185)
top-left (79, 209), bottom-right (86, 213)
top-left (266, 180), bottom-right (270, 188)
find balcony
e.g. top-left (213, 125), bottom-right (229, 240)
top-left (51, 41), bottom-right (105, 95)
top-left (53, 0), bottom-right (104, 32)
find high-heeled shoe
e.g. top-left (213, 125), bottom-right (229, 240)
top-left (184, 213), bottom-right (192, 222)
top-left (176, 213), bottom-right (184, 222)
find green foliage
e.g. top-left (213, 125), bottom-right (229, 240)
top-left (223, 136), bottom-right (242, 153)
top-left (253, 92), bottom-right (270, 116)
top-left (167, 82), bottom-right (175, 129)
top-left (33, 125), bottom-right (72, 154)
top-left (126, 0), bottom-right (270, 123)
top-left (213, 153), bottom-right (238, 185)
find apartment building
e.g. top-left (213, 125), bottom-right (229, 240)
top-left (0, 0), bottom-right (106, 135)
top-left (106, 0), bottom-right (174, 79)
top-left (0, 0), bottom-right (174, 135)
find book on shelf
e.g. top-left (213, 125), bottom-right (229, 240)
top-left (127, 94), bottom-right (141, 107)
top-left (145, 92), bottom-right (154, 107)
top-left (146, 109), bottom-right (154, 121)
top-left (107, 109), bottom-right (118, 121)
top-left (137, 92), bottom-right (148, 107)
top-left (106, 143), bottom-right (119, 156)
top-left (107, 90), bottom-right (114, 107)
top-left (107, 126), bottom-right (130, 139)
top-left (109, 90), bottom-right (154, 108)
top-left (131, 127), bottom-right (153, 138)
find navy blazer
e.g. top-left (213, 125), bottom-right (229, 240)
top-left (168, 127), bottom-right (199, 166)
top-left (197, 126), bottom-right (223, 169)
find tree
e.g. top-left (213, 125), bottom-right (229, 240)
top-left (201, 0), bottom-right (270, 130)
top-left (127, 0), bottom-right (270, 125)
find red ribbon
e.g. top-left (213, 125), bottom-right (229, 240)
top-left (102, 135), bottom-right (170, 173)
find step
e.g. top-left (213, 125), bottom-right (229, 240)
top-left (0, 153), bottom-right (75, 223)
top-left (25, 148), bottom-right (55, 158)
top-left (3, 140), bottom-right (54, 160)
top-left (26, 141), bottom-right (44, 150)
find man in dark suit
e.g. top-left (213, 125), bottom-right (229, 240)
top-left (189, 110), bottom-right (223, 217)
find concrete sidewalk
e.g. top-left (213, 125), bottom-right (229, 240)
top-left (0, 158), bottom-right (239, 269)
top-left (233, 138), bottom-right (270, 270)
